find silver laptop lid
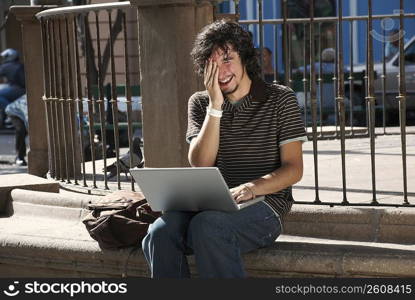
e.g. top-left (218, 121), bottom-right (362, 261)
top-left (130, 167), bottom-right (240, 212)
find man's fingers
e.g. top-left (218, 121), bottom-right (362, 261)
top-left (209, 62), bottom-right (219, 87)
top-left (204, 58), bottom-right (211, 75)
top-left (209, 63), bottom-right (218, 88)
top-left (204, 60), bottom-right (214, 86)
top-left (235, 193), bottom-right (247, 203)
top-left (231, 186), bottom-right (249, 202)
top-left (206, 62), bottom-right (216, 88)
top-left (233, 189), bottom-right (250, 203)
top-left (213, 61), bottom-right (219, 88)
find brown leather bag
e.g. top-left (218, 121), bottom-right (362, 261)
top-left (82, 190), bottom-right (161, 250)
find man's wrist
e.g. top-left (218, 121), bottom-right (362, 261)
top-left (244, 182), bottom-right (258, 198)
top-left (207, 107), bottom-right (223, 118)
top-left (209, 103), bottom-right (223, 110)
top-left (208, 95), bottom-right (223, 110)
top-left (242, 184), bottom-right (255, 200)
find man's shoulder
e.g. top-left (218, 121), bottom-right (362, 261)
top-left (190, 90), bottom-right (208, 98)
top-left (267, 82), bottom-right (294, 94)
top-left (264, 82), bottom-right (296, 104)
top-left (189, 90), bottom-right (209, 105)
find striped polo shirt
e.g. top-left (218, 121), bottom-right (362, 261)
top-left (186, 79), bottom-right (307, 218)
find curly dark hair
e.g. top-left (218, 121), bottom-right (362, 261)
top-left (190, 20), bottom-right (260, 80)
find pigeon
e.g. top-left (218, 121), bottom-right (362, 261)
top-left (104, 136), bottom-right (144, 179)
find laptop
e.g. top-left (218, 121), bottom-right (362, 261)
top-left (130, 167), bottom-right (265, 212)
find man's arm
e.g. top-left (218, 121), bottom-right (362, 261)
top-left (231, 141), bottom-right (303, 202)
top-left (188, 115), bottom-right (220, 167)
top-left (188, 59), bottom-right (223, 167)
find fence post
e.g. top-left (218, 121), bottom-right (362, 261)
top-left (11, 6), bottom-right (52, 177)
top-left (130, 0), bottom-right (216, 167)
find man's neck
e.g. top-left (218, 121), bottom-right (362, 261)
top-left (227, 74), bottom-right (252, 103)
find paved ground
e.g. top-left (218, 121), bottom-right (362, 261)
top-left (1, 127), bottom-right (414, 206)
top-left (293, 131), bottom-right (415, 206)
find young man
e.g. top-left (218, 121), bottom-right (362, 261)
top-left (142, 20), bottom-right (307, 278)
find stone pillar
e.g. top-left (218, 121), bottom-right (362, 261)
top-left (5, 11), bottom-right (24, 59)
top-left (10, 6), bottom-right (51, 177)
top-left (130, 0), bottom-right (216, 167)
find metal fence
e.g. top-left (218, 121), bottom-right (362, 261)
top-left (36, 2), bottom-right (139, 192)
top-left (35, 1), bottom-right (413, 207)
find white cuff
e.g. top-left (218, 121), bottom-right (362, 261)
top-left (207, 107), bottom-right (223, 118)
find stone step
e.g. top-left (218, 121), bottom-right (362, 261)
top-left (245, 235), bottom-right (415, 277)
top-left (10, 189), bottom-right (415, 244)
top-left (285, 204), bottom-right (415, 244)
top-left (9, 189), bottom-right (101, 220)
top-left (1, 189), bottom-right (414, 277)
top-left (0, 174), bottom-right (59, 213)
top-left (1, 212), bottom-right (414, 277)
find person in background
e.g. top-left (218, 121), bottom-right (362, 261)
top-left (0, 49), bottom-right (25, 129)
top-left (262, 47), bottom-right (275, 83)
top-left (5, 95), bottom-right (28, 166)
top-left (295, 47), bottom-right (335, 75)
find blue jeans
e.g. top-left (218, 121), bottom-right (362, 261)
top-left (141, 201), bottom-right (282, 278)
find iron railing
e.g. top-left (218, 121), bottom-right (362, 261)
top-left (36, 2), bottom-right (140, 192)
top-left (35, 1), bottom-right (413, 207)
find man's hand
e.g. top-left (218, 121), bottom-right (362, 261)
top-left (230, 183), bottom-right (255, 203)
top-left (204, 58), bottom-right (224, 110)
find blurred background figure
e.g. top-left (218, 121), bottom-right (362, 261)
top-left (292, 47), bottom-right (336, 124)
top-left (5, 94), bottom-right (28, 166)
top-left (262, 47), bottom-right (275, 83)
top-left (320, 47), bottom-right (336, 73)
top-left (295, 47), bottom-right (336, 74)
top-left (0, 49), bottom-right (26, 129)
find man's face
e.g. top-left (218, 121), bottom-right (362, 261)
top-left (209, 45), bottom-right (247, 96)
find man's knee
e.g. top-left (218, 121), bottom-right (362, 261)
top-left (142, 217), bottom-right (170, 256)
top-left (144, 212), bottom-right (190, 245)
top-left (144, 217), bottom-right (171, 242)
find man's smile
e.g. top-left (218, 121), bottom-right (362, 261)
top-left (219, 75), bottom-right (233, 88)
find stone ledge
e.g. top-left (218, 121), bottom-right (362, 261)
top-left (0, 174), bottom-right (59, 213)
top-left (1, 226), bottom-right (414, 278)
top-left (11, 188), bottom-right (101, 209)
top-left (1, 192), bottom-right (415, 277)
top-left (284, 204), bottom-right (415, 244)
top-left (10, 189), bottom-right (415, 245)
top-left (247, 236), bottom-right (415, 277)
